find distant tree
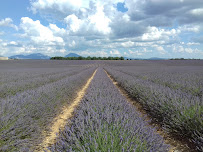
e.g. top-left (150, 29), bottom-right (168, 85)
top-left (86, 56), bottom-right (91, 60)
top-left (50, 57), bottom-right (65, 60)
top-left (120, 57), bottom-right (124, 60)
top-left (51, 56), bottom-right (126, 60)
top-left (78, 56), bottom-right (83, 60)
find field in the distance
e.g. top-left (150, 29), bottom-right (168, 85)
top-left (0, 60), bottom-right (202, 152)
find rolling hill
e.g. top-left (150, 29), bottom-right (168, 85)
top-left (10, 53), bottom-right (50, 59)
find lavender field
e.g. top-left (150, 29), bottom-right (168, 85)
top-left (105, 60), bottom-right (203, 151)
top-left (0, 60), bottom-right (203, 151)
top-left (0, 60), bottom-right (96, 151)
top-left (50, 67), bottom-right (169, 152)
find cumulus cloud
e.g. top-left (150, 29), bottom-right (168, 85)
top-left (0, 39), bottom-right (33, 56)
top-left (129, 50), bottom-right (143, 56)
top-left (0, 18), bottom-right (18, 30)
top-left (178, 25), bottom-right (200, 33)
top-left (129, 48), bottom-right (152, 56)
top-left (30, 0), bottom-right (85, 19)
top-left (153, 45), bottom-right (167, 54)
top-left (64, 4), bottom-right (111, 36)
top-left (49, 24), bottom-right (66, 35)
top-left (1, 0), bottom-right (203, 58)
top-left (171, 44), bottom-right (202, 55)
top-left (20, 17), bottom-right (64, 45)
top-left (9, 17), bottom-right (68, 56)
top-left (110, 50), bottom-right (120, 56)
top-left (121, 41), bottom-right (135, 47)
top-left (187, 42), bottom-right (200, 46)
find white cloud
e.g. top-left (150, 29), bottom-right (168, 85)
top-left (88, 5), bottom-right (111, 35)
top-left (20, 17), bottom-right (64, 45)
top-left (190, 8), bottom-right (203, 16)
top-left (59, 49), bottom-right (66, 53)
top-left (142, 27), bottom-right (179, 41)
top-left (0, 18), bottom-right (12, 26)
top-left (0, 18), bottom-right (18, 30)
top-left (172, 44), bottom-right (202, 55)
top-left (30, 0), bottom-right (85, 17)
top-left (184, 48), bottom-right (202, 54)
top-left (187, 42), bottom-right (200, 46)
top-left (110, 50), bottom-right (120, 55)
top-left (157, 46), bottom-right (164, 51)
top-left (27, 0), bottom-right (203, 58)
top-left (79, 50), bottom-right (108, 57)
top-left (155, 46), bottom-right (167, 54)
top-left (129, 50), bottom-right (143, 56)
top-left (185, 48), bottom-right (194, 53)
top-left (64, 14), bottom-right (82, 33)
top-left (49, 24), bottom-right (66, 35)
top-left (10, 41), bottom-right (18, 45)
top-left (142, 48), bottom-right (152, 53)
top-left (68, 40), bottom-right (76, 48)
top-left (1, 0), bottom-right (203, 58)
top-left (14, 47), bottom-right (31, 54)
top-left (178, 25), bottom-right (200, 33)
top-left (121, 41), bottom-right (134, 47)
top-left (0, 42), bottom-right (32, 56)
top-left (172, 45), bottom-right (185, 53)
top-left (134, 42), bottom-right (154, 47)
top-left (30, 0), bottom-right (124, 18)
top-left (64, 4), bottom-right (111, 35)
top-left (128, 48), bottom-right (152, 56)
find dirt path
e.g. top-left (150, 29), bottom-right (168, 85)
top-left (104, 69), bottom-right (192, 152)
top-left (37, 69), bottom-right (97, 151)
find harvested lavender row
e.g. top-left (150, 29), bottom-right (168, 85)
top-left (104, 66), bottom-right (203, 151)
top-left (0, 67), bottom-right (96, 152)
top-left (50, 68), bottom-right (169, 152)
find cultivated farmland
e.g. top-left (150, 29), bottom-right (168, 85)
top-left (0, 60), bottom-right (202, 152)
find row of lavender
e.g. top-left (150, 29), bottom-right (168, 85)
top-left (0, 59), bottom-right (100, 86)
top-left (108, 62), bottom-right (203, 98)
top-left (0, 61), bottom-right (96, 151)
top-left (104, 61), bottom-right (203, 151)
top-left (0, 67), bottom-right (88, 99)
top-left (50, 68), bottom-right (169, 152)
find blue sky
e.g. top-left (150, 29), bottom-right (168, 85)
top-left (0, 0), bottom-right (203, 58)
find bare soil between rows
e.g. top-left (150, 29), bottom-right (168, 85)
top-left (104, 69), bottom-right (194, 152)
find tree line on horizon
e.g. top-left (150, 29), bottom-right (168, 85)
top-left (50, 56), bottom-right (125, 60)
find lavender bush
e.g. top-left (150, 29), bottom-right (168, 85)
top-left (50, 68), bottom-right (169, 152)
top-left (1, 60), bottom-right (202, 151)
top-left (0, 64), bottom-right (90, 99)
top-left (0, 60), bottom-right (96, 151)
top-left (104, 60), bottom-right (203, 151)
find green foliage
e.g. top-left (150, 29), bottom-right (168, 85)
top-left (180, 105), bottom-right (203, 121)
top-left (71, 122), bottom-right (148, 152)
